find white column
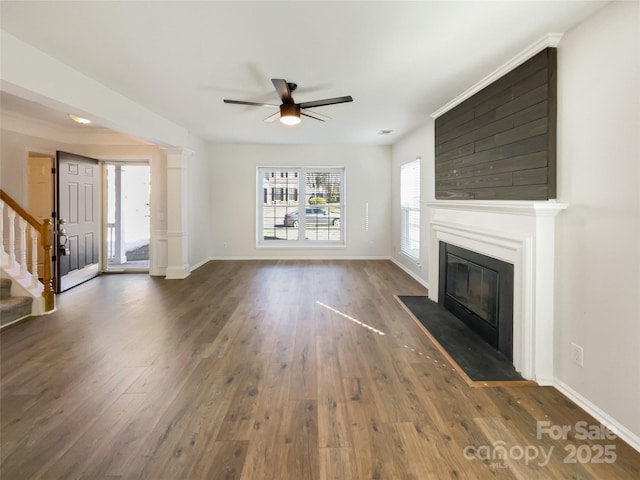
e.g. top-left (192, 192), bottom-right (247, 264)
top-left (164, 148), bottom-right (191, 279)
top-left (531, 207), bottom-right (563, 384)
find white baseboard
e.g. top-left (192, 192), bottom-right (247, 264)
top-left (189, 257), bottom-right (212, 272)
top-left (208, 255), bottom-right (392, 261)
top-left (534, 376), bottom-right (555, 387)
top-left (165, 264), bottom-right (190, 279)
top-left (191, 256), bottom-right (418, 274)
top-left (553, 378), bottom-right (640, 453)
top-left (390, 258), bottom-right (429, 291)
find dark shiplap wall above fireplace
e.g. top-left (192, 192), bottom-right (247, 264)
top-left (434, 48), bottom-right (557, 200)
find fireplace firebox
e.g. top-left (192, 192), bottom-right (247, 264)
top-left (438, 242), bottom-right (514, 360)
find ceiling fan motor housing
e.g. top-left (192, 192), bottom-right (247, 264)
top-left (280, 103), bottom-right (300, 115)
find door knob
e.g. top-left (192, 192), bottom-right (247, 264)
top-left (59, 218), bottom-right (67, 225)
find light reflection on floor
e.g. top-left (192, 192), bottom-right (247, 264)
top-left (315, 300), bottom-right (454, 371)
top-left (315, 300), bottom-right (385, 336)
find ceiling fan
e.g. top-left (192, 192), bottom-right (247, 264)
top-left (223, 78), bottom-right (353, 126)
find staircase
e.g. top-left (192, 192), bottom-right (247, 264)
top-left (1, 277), bottom-right (33, 327)
top-left (0, 189), bottom-right (55, 325)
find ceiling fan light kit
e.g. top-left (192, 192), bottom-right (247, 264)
top-left (224, 78), bottom-right (353, 127)
top-left (279, 104), bottom-right (301, 125)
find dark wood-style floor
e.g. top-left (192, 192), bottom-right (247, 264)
top-left (1, 260), bottom-right (638, 479)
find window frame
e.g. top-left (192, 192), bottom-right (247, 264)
top-left (400, 158), bottom-right (420, 261)
top-left (256, 166), bottom-right (346, 248)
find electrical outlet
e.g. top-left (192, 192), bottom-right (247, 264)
top-left (571, 342), bottom-right (584, 367)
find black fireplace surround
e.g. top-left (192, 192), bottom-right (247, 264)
top-left (438, 242), bottom-right (514, 360)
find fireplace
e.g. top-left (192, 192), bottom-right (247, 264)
top-left (438, 242), bottom-right (514, 360)
top-left (427, 200), bottom-right (566, 384)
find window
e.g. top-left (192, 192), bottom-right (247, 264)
top-left (258, 167), bottom-right (345, 246)
top-left (400, 158), bottom-right (420, 260)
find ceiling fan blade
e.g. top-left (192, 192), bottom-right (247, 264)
top-left (263, 112), bottom-right (280, 123)
top-left (272, 79), bottom-right (293, 104)
top-left (301, 109), bottom-right (330, 122)
top-left (298, 96), bottom-right (353, 109)
top-left (223, 99), bottom-right (279, 108)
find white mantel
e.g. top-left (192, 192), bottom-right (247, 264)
top-left (426, 200), bottom-right (567, 385)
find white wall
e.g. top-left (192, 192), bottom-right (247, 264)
top-left (186, 134), bottom-right (212, 269)
top-left (209, 143), bottom-right (391, 259)
top-left (390, 124), bottom-right (435, 287)
top-left (1, 129), bottom-right (70, 202)
top-left (555, 0), bottom-right (640, 440)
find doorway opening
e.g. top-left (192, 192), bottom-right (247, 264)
top-left (104, 163), bottom-right (150, 272)
top-left (27, 153), bottom-right (54, 281)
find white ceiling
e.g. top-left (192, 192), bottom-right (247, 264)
top-left (0, 1), bottom-right (607, 146)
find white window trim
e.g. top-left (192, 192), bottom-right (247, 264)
top-left (400, 158), bottom-right (421, 261)
top-left (256, 167), bottom-right (346, 248)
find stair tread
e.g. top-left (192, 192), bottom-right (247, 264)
top-left (0, 275), bottom-right (37, 326)
top-left (0, 296), bottom-right (33, 309)
top-left (0, 294), bottom-right (32, 326)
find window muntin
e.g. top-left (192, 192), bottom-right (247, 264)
top-left (258, 167), bottom-right (344, 246)
top-left (400, 158), bottom-right (420, 260)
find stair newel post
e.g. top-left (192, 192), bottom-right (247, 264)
top-left (19, 217), bottom-right (28, 278)
top-left (41, 219), bottom-right (54, 311)
top-left (8, 208), bottom-right (16, 268)
top-left (30, 226), bottom-right (39, 289)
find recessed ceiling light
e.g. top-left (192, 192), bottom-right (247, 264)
top-left (68, 114), bottom-right (91, 124)
top-left (378, 129), bottom-right (393, 135)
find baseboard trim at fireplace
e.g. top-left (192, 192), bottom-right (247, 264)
top-left (396, 295), bottom-right (538, 388)
top-left (553, 379), bottom-right (640, 453)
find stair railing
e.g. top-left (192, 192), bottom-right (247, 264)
top-left (0, 189), bottom-right (54, 312)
